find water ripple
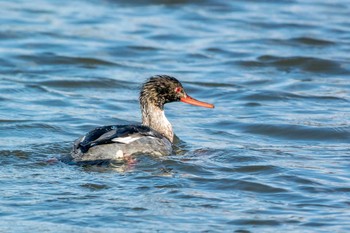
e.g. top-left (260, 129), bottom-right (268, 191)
top-left (243, 123), bottom-right (350, 142)
top-left (37, 78), bottom-right (136, 89)
top-left (289, 36), bottom-right (336, 46)
top-left (239, 55), bottom-right (349, 74)
top-left (241, 90), bottom-right (349, 102)
top-left (16, 53), bottom-right (118, 67)
top-left (1, 0), bottom-right (350, 232)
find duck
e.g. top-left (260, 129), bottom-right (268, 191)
top-left (67, 75), bottom-right (214, 164)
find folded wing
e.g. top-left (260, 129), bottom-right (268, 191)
top-left (76, 125), bottom-right (163, 153)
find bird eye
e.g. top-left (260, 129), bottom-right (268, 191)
top-left (175, 87), bottom-right (181, 93)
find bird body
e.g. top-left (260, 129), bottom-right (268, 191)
top-left (66, 75), bottom-right (214, 164)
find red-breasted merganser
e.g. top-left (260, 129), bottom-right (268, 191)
top-left (68, 75), bottom-right (214, 164)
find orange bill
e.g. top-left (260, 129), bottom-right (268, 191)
top-left (180, 95), bottom-right (214, 108)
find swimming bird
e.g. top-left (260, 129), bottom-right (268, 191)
top-left (67, 75), bottom-right (214, 164)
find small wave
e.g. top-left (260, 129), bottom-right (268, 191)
top-left (289, 36), bottom-right (335, 46)
top-left (0, 119), bottom-right (32, 123)
top-left (192, 177), bottom-right (288, 193)
top-left (241, 90), bottom-right (299, 101)
top-left (260, 55), bottom-right (349, 74)
top-left (0, 58), bottom-right (15, 68)
top-left (243, 123), bottom-right (350, 142)
top-left (233, 165), bottom-right (280, 174)
top-left (185, 81), bottom-right (240, 88)
top-left (267, 36), bottom-right (336, 47)
top-left (127, 45), bottom-right (159, 51)
top-left (239, 55), bottom-right (349, 75)
top-left (241, 90), bottom-right (348, 102)
top-left (228, 218), bottom-right (283, 226)
top-left (38, 78), bottom-right (136, 89)
top-left (16, 53), bottom-right (118, 67)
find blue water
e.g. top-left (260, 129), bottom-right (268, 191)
top-left (1, 0), bottom-right (350, 232)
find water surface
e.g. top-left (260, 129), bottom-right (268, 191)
top-left (1, 0), bottom-right (350, 232)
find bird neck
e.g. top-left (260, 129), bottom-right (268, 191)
top-left (141, 102), bottom-right (174, 143)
